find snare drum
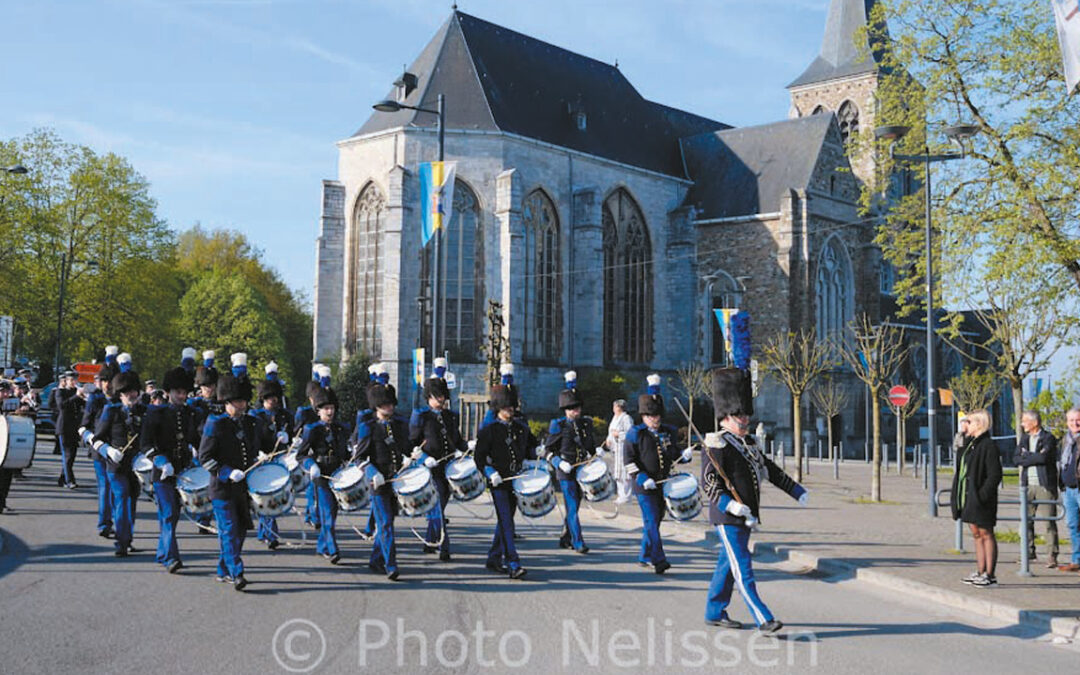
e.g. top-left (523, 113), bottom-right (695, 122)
top-left (330, 463), bottom-right (371, 512)
top-left (576, 457), bottom-right (615, 502)
top-left (662, 473), bottom-right (702, 521)
top-left (177, 465), bottom-right (212, 515)
top-left (247, 462), bottom-right (295, 517)
top-left (0, 414), bottom-right (36, 470)
top-left (283, 451), bottom-right (309, 494)
top-left (445, 456), bottom-right (484, 502)
top-left (133, 452), bottom-right (155, 498)
top-left (513, 469), bottom-right (556, 518)
top-left (393, 466), bottom-right (438, 517)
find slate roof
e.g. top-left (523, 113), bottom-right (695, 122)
top-left (354, 11), bottom-right (729, 178)
top-left (789, 0), bottom-right (881, 88)
top-left (681, 114), bottom-right (837, 219)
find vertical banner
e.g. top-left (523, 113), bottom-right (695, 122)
top-left (412, 348), bottom-right (425, 388)
top-left (1052, 0), bottom-right (1080, 93)
top-left (419, 161), bottom-right (458, 246)
top-left (713, 308), bottom-right (738, 362)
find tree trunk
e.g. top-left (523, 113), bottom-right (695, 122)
top-left (793, 393), bottom-right (803, 482)
top-left (871, 390), bottom-right (882, 502)
top-left (1011, 381), bottom-right (1023, 443)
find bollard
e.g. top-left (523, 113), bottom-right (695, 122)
top-left (805, 448), bottom-right (810, 475)
top-left (833, 448), bottom-right (839, 480)
top-left (884, 443), bottom-right (890, 473)
top-left (914, 445), bottom-right (920, 479)
top-left (865, 441), bottom-right (870, 463)
top-left (922, 446), bottom-right (928, 490)
top-left (840, 440), bottom-right (846, 463)
top-left (955, 518), bottom-right (964, 553)
top-left (780, 442), bottom-right (786, 471)
top-left (1018, 483), bottom-right (1032, 577)
top-left (818, 439), bottom-right (823, 461)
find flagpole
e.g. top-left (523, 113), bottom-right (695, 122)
top-left (432, 93), bottom-right (445, 359)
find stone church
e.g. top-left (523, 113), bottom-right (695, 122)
top-left (313, 0), bottom-right (891, 447)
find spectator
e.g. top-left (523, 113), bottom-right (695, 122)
top-left (1057, 407), bottom-right (1080, 573)
top-left (951, 409), bottom-right (1002, 588)
top-left (604, 399), bottom-right (633, 504)
top-left (1015, 410), bottom-right (1059, 568)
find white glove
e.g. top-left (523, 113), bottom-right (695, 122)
top-left (453, 449), bottom-right (464, 459)
top-left (559, 460), bottom-right (572, 473)
top-left (595, 446), bottom-right (606, 457)
top-left (258, 452), bottom-right (271, 463)
top-left (490, 471), bottom-right (503, 487)
top-left (725, 501), bottom-right (753, 518)
top-left (467, 439), bottom-right (476, 451)
top-left (798, 491), bottom-right (809, 507)
top-left (229, 469), bottom-right (245, 483)
top-left (189, 445), bottom-right (198, 459)
top-left (745, 515), bottom-right (759, 530)
top-left (642, 478), bottom-right (657, 491)
top-left (681, 447), bottom-right (694, 462)
top-left (276, 431), bottom-right (289, 446)
top-left (424, 456), bottom-right (437, 469)
top-left (309, 464), bottom-right (322, 479)
top-left (411, 446), bottom-right (424, 460)
top-left (160, 462), bottom-right (175, 479)
top-left (105, 445), bottom-right (124, 464)
top-left (400, 456), bottom-right (413, 472)
top-left (371, 472), bottom-right (386, 489)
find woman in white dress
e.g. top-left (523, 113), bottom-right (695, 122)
top-left (606, 399), bottom-right (634, 503)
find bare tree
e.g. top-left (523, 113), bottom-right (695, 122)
top-left (480, 300), bottom-right (508, 391)
top-left (673, 362), bottom-right (711, 448)
top-left (809, 377), bottom-right (849, 461)
top-left (759, 328), bottom-right (833, 482)
top-left (948, 368), bottom-right (998, 415)
top-left (882, 385), bottom-right (923, 475)
top-left (840, 315), bottom-right (910, 502)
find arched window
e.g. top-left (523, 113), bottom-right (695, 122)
top-left (909, 345), bottom-right (928, 393)
top-left (706, 271), bottom-right (743, 366)
top-left (838, 100), bottom-right (859, 145)
top-left (421, 180), bottom-right (483, 362)
top-left (523, 189), bottom-right (561, 361)
top-left (816, 236), bottom-right (854, 342)
top-left (347, 183), bottom-right (386, 358)
top-left (603, 189), bottom-right (653, 364)
top-left (811, 105), bottom-right (827, 115)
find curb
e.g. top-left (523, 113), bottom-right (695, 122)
top-left (737, 536), bottom-right (1080, 641)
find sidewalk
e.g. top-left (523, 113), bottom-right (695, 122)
top-left (583, 456), bottom-right (1080, 640)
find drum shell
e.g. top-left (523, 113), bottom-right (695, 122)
top-left (0, 414), bottom-right (36, 470)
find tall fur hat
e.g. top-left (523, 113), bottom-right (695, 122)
top-left (305, 379), bottom-right (323, 400)
top-left (111, 371), bottom-right (142, 394)
top-left (711, 367), bottom-right (753, 419)
top-left (489, 384), bottom-right (518, 411)
top-left (639, 373), bottom-right (664, 416)
top-left (367, 383), bottom-right (397, 409)
top-left (216, 373), bottom-right (249, 403)
top-left (558, 370), bottom-right (583, 409)
top-left (194, 365), bottom-right (218, 387)
top-left (162, 366), bottom-right (194, 393)
top-left (311, 385), bottom-right (338, 409)
top-left (257, 378), bottom-right (283, 400)
top-left (423, 376), bottom-right (450, 401)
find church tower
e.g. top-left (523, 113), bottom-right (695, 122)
top-left (787, 0), bottom-right (882, 186)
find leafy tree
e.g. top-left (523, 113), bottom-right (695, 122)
top-left (334, 351), bottom-right (371, 425)
top-left (948, 368), bottom-right (999, 414)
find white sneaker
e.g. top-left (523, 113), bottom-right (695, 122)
top-left (615, 496), bottom-right (629, 505)
top-left (961, 572), bottom-right (983, 585)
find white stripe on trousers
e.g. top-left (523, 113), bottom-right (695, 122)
top-left (718, 525), bottom-right (768, 625)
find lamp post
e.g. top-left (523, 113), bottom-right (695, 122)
top-left (373, 94), bottom-right (446, 358)
top-left (3, 165), bottom-right (28, 175)
top-left (874, 123), bottom-right (979, 517)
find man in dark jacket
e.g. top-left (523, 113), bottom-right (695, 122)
top-left (1015, 410), bottom-right (1059, 567)
top-left (55, 372), bottom-right (83, 488)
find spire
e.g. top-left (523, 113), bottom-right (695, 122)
top-left (788, 0), bottom-right (880, 88)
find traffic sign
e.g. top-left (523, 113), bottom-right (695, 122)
top-left (72, 362), bottom-right (102, 384)
top-left (888, 385), bottom-right (910, 408)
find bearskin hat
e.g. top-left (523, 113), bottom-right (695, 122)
top-left (311, 385), bottom-right (338, 409)
top-left (216, 373), bottom-right (249, 403)
top-left (423, 376), bottom-right (450, 401)
top-left (489, 384), bottom-right (518, 411)
top-left (367, 383), bottom-right (397, 409)
top-left (194, 365), bottom-right (218, 387)
top-left (638, 393), bottom-right (664, 417)
top-left (162, 366), bottom-right (194, 393)
top-left (110, 371), bottom-right (142, 395)
top-left (257, 378), bottom-right (283, 401)
top-left (711, 368), bottom-right (753, 419)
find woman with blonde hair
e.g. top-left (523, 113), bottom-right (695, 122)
top-left (950, 409), bottom-right (1002, 588)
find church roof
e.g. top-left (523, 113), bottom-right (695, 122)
top-left (681, 114), bottom-right (836, 219)
top-left (788, 0), bottom-right (881, 88)
top-left (355, 11), bottom-right (729, 178)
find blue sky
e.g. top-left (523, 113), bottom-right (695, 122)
top-left (3, 0), bottom-right (831, 298)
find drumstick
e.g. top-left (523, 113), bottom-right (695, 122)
top-left (673, 397), bottom-right (744, 505)
top-left (243, 446), bottom-right (290, 476)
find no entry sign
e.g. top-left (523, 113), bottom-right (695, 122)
top-left (888, 385), bottom-right (910, 408)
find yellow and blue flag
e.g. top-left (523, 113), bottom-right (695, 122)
top-left (412, 348), bottom-right (426, 388)
top-left (714, 308), bottom-right (738, 362)
top-left (419, 161), bottom-right (457, 246)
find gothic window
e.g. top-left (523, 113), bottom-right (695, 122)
top-left (838, 100), bottom-right (859, 145)
top-left (522, 189), bottom-right (561, 361)
top-left (706, 271), bottom-right (743, 366)
top-left (944, 348), bottom-right (964, 380)
top-left (602, 189), bottom-right (653, 364)
top-left (816, 236), bottom-right (854, 343)
top-left (812, 105), bottom-right (827, 115)
top-left (909, 345), bottom-right (928, 393)
top-left (347, 183), bottom-right (386, 358)
top-left (421, 180), bottom-right (483, 362)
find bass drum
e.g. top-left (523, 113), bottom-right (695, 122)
top-left (0, 414), bottom-right (36, 470)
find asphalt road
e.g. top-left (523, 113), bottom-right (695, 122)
top-left (2, 443), bottom-right (1077, 674)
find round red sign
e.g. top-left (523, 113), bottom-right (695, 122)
top-left (888, 385), bottom-right (910, 408)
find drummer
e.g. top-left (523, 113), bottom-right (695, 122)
top-left (350, 364), bottom-right (384, 541)
top-left (251, 378), bottom-right (293, 549)
top-left (410, 375), bottom-right (467, 562)
top-left (354, 383), bottom-right (408, 580)
top-left (80, 363), bottom-right (117, 538)
top-left (198, 373), bottom-right (264, 591)
top-left (480, 364), bottom-right (522, 430)
top-left (624, 375), bottom-right (693, 574)
top-left (188, 360), bottom-right (221, 533)
top-left (297, 386), bottom-right (351, 564)
top-left (474, 384), bottom-right (535, 579)
top-left (92, 370), bottom-right (146, 557)
top-left (544, 371), bottom-right (604, 554)
top-left (294, 379), bottom-right (324, 530)
top-left (141, 366), bottom-right (201, 573)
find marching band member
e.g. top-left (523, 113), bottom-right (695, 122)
top-left (202, 349), bottom-right (217, 375)
top-left (294, 380), bottom-right (323, 530)
top-left (141, 366), bottom-right (200, 573)
top-left (198, 373), bottom-right (264, 591)
top-left (104, 345), bottom-right (119, 370)
top-left (251, 378), bottom-right (292, 549)
top-left (474, 384), bottom-right (534, 579)
top-left (297, 386), bottom-right (350, 564)
top-left (625, 375), bottom-right (692, 574)
top-left (350, 364), bottom-right (384, 540)
top-left (354, 383), bottom-right (407, 580)
top-left (264, 360), bottom-right (289, 410)
top-left (188, 363), bottom-right (221, 532)
top-left (92, 370), bottom-right (146, 556)
top-left (545, 371), bottom-right (600, 553)
top-left (702, 365), bottom-right (807, 633)
top-left (80, 365), bottom-right (116, 537)
top-left (481, 363), bottom-right (519, 430)
top-left (410, 375), bottom-right (466, 561)
top-left (181, 347), bottom-right (197, 375)
top-left (49, 371), bottom-right (76, 457)
top-left (55, 371), bottom-right (82, 487)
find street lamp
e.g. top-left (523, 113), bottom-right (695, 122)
top-left (55, 253), bottom-right (99, 380)
top-left (373, 94), bottom-right (446, 359)
top-left (875, 122), bottom-right (979, 517)
top-left (3, 165), bottom-right (28, 175)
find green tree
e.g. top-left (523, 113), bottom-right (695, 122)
top-left (948, 368), bottom-right (999, 414)
top-left (334, 351), bottom-right (371, 425)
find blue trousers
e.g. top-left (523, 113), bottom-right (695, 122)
top-left (315, 481), bottom-right (340, 556)
top-left (93, 457), bottom-right (113, 533)
top-left (425, 471), bottom-right (451, 554)
top-left (362, 510), bottom-right (375, 536)
top-left (637, 492), bottom-right (667, 566)
top-left (559, 479), bottom-right (586, 550)
top-left (304, 480), bottom-right (320, 527)
top-left (212, 498), bottom-right (246, 579)
top-left (1064, 487), bottom-right (1080, 564)
top-left (706, 524), bottom-right (774, 626)
top-left (153, 481), bottom-right (181, 567)
top-left (488, 488), bottom-right (521, 569)
top-left (108, 469), bottom-right (135, 551)
top-left (256, 515), bottom-right (279, 544)
top-left (370, 491), bottom-right (398, 573)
